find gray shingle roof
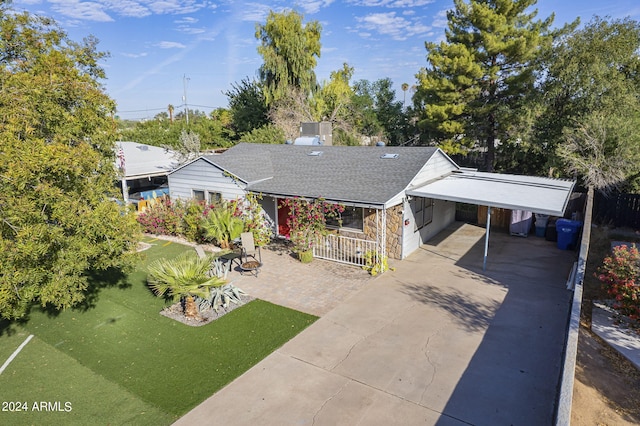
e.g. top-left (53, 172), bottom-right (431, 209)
top-left (203, 143), bottom-right (441, 205)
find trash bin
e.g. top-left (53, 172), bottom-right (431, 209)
top-left (534, 214), bottom-right (549, 237)
top-left (556, 219), bottom-right (582, 250)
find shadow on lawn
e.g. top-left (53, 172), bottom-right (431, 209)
top-left (0, 266), bottom-right (131, 335)
top-left (47, 266), bottom-right (132, 316)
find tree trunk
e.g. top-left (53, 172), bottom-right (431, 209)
top-left (485, 113), bottom-right (496, 172)
top-left (184, 295), bottom-right (198, 318)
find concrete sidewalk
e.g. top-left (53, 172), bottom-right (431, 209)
top-left (175, 223), bottom-right (576, 425)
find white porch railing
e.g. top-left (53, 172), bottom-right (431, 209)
top-left (313, 234), bottom-right (378, 267)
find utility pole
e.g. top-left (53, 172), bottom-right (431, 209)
top-left (182, 74), bottom-right (190, 125)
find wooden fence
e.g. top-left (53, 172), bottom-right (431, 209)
top-left (593, 192), bottom-right (640, 229)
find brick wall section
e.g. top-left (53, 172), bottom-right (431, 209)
top-left (385, 205), bottom-right (403, 259)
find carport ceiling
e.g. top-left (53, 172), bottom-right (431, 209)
top-left (407, 171), bottom-right (575, 216)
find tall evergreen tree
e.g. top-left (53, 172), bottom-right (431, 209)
top-left (255, 10), bottom-right (321, 106)
top-left (414, 0), bottom-right (555, 171)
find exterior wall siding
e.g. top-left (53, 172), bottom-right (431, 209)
top-left (411, 151), bottom-right (459, 187)
top-left (259, 195), bottom-right (278, 235)
top-left (168, 158), bottom-right (246, 201)
top-left (402, 197), bottom-right (456, 258)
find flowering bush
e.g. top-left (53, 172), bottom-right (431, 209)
top-left (280, 197), bottom-right (344, 253)
top-left (137, 194), bottom-right (273, 248)
top-left (597, 244), bottom-right (640, 320)
top-left (137, 197), bottom-right (215, 239)
top-left (137, 196), bottom-right (184, 235)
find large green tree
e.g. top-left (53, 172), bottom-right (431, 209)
top-left (255, 10), bottom-right (321, 105)
top-left (537, 17), bottom-right (640, 192)
top-left (414, 0), bottom-right (556, 171)
top-left (0, 8), bottom-right (140, 319)
top-left (224, 77), bottom-right (269, 136)
top-left (118, 110), bottom-right (234, 149)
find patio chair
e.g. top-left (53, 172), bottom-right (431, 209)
top-left (239, 232), bottom-right (262, 277)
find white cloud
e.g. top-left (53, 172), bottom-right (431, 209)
top-left (157, 41), bottom-right (186, 48)
top-left (432, 9), bottom-right (449, 28)
top-left (356, 11), bottom-right (430, 41)
top-left (147, 0), bottom-right (204, 15)
top-left (100, 0), bottom-right (151, 17)
top-left (42, 0), bottom-right (209, 21)
top-left (238, 3), bottom-right (277, 22)
top-left (121, 51), bottom-right (149, 58)
top-left (49, 0), bottom-right (115, 21)
top-left (348, 0), bottom-right (434, 7)
top-left (175, 16), bottom-right (198, 24)
top-left (299, 0), bottom-right (336, 15)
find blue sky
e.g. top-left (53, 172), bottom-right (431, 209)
top-left (12, 0), bottom-right (640, 121)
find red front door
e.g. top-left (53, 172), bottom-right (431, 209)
top-left (277, 200), bottom-right (291, 238)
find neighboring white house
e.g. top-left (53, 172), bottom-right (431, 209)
top-left (115, 141), bottom-right (179, 202)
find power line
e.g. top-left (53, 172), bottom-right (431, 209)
top-left (116, 103), bottom-right (222, 114)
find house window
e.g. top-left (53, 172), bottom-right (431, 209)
top-left (412, 197), bottom-right (434, 231)
top-left (327, 206), bottom-right (364, 232)
top-left (208, 192), bottom-right (222, 204)
top-left (192, 190), bottom-right (205, 202)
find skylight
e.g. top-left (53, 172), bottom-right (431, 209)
top-left (308, 151), bottom-right (323, 156)
top-left (381, 153), bottom-right (399, 159)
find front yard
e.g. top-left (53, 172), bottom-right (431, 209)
top-left (0, 238), bottom-right (317, 425)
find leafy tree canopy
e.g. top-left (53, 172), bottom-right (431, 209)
top-left (545, 17), bottom-right (640, 192)
top-left (0, 8), bottom-right (140, 319)
top-left (255, 10), bottom-right (321, 105)
top-left (224, 77), bottom-right (269, 136)
top-left (117, 109), bottom-right (234, 149)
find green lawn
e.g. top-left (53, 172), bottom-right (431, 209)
top-left (0, 237), bottom-right (317, 425)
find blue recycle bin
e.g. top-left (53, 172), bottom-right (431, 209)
top-left (556, 219), bottom-right (582, 250)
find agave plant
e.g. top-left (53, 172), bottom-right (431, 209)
top-left (147, 252), bottom-right (226, 318)
top-left (198, 283), bottom-right (247, 313)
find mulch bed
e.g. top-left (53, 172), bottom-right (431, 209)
top-left (160, 295), bottom-right (255, 326)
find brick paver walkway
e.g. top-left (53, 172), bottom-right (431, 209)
top-left (229, 244), bottom-right (375, 317)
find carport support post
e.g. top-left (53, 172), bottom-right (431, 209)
top-left (483, 206), bottom-right (491, 271)
top-left (121, 177), bottom-right (129, 205)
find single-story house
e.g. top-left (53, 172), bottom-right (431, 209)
top-left (168, 143), bottom-right (575, 269)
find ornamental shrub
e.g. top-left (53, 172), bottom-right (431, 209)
top-left (137, 196), bottom-right (183, 235)
top-left (182, 200), bottom-right (214, 242)
top-left (137, 193), bottom-right (274, 247)
top-left (242, 193), bottom-right (273, 246)
top-left (596, 244), bottom-right (640, 320)
top-left (280, 197), bottom-right (344, 252)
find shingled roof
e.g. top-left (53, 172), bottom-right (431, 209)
top-left (201, 143), bottom-right (442, 206)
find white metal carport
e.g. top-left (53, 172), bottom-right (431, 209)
top-left (407, 171), bottom-right (576, 270)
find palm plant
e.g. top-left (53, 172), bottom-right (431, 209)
top-left (147, 252), bottom-right (226, 318)
top-left (201, 205), bottom-right (244, 249)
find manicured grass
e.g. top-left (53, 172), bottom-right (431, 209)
top-left (0, 238), bottom-right (317, 425)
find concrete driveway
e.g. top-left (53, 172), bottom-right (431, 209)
top-left (175, 223), bottom-right (576, 425)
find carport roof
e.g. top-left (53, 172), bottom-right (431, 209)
top-left (116, 141), bottom-right (178, 180)
top-left (407, 171), bottom-right (575, 216)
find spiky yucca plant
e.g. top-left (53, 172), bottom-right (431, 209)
top-left (147, 252), bottom-right (226, 318)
